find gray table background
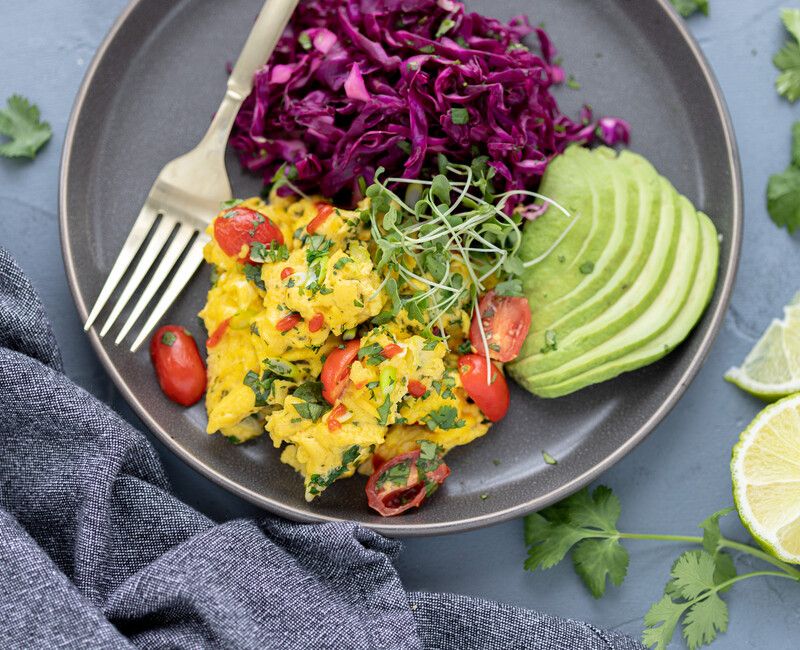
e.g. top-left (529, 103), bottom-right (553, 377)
top-left (2, 1), bottom-right (799, 647)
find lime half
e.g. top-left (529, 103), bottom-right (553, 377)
top-left (725, 291), bottom-right (800, 401)
top-left (732, 394), bottom-right (800, 564)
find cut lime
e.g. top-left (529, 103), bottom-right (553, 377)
top-left (731, 394), bottom-right (800, 564)
top-left (724, 291), bottom-right (800, 401)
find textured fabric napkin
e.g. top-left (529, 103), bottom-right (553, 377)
top-left (0, 247), bottom-right (643, 649)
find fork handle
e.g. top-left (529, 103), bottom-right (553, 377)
top-left (200, 0), bottom-right (299, 151)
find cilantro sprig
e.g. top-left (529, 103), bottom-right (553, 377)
top-left (0, 95), bottom-right (52, 159)
top-left (774, 9), bottom-right (800, 102)
top-left (767, 121), bottom-right (800, 232)
top-left (669, 0), bottom-right (709, 19)
top-left (524, 486), bottom-right (800, 649)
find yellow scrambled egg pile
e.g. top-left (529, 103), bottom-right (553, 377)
top-left (200, 195), bottom-right (491, 501)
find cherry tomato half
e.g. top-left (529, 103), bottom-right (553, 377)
top-left (150, 325), bottom-right (206, 407)
top-left (366, 449), bottom-right (450, 517)
top-left (213, 207), bottom-right (284, 261)
top-left (306, 202), bottom-right (335, 234)
top-left (407, 380), bottom-right (427, 398)
top-left (206, 318), bottom-right (230, 349)
top-left (321, 339), bottom-right (361, 405)
top-left (281, 266), bottom-right (294, 280)
top-left (469, 290), bottom-right (532, 363)
top-left (457, 353), bottom-right (510, 422)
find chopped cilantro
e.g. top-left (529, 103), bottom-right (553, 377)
top-left (542, 451), bottom-right (558, 465)
top-left (579, 261), bottom-right (595, 275)
top-left (450, 107), bottom-right (470, 125)
top-left (307, 445), bottom-right (361, 495)
top-left (333, 256), bottom-right (353, 270)
top-left (423, 406), bottom-right (465, 431)
top-left (160, 331), bottom-right (177, 347)
top-left (243, 264), bottom-right (266, 290)
top-left (495, 278), bottom-right (524, 297)
top-left (375, 459), bottom-right (411, 490)
top-left (298, 32), bottom-right (312, 50)
top-left (377, 395), bottom-right (392, 425)
top-left (243, 369), bottom-right (278, 407)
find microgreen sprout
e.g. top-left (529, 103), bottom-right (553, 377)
top-left (365, 159), bottom-right (572, 380)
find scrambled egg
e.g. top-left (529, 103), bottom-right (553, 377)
top-left (200, 194), bottom-right (491, 501)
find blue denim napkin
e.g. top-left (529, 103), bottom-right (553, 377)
top-left (0, 247), bottom-right (642, 649)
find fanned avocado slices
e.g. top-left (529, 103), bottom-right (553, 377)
top-left (508, 146), bottom-right (719, 398)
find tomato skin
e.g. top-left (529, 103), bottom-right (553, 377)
top-left (366, 449), bottom-right (450, 517)
top-left (381, 343), bottom-right (403, 359)
top-left (321, 339), bottom-right (361, 405)
top-left (276, 312), bottom-right (302, 332)
top-left (281, 267), bottom-right (294, 280)
top-left (457, 354), bottom-right (510, 422)
top-left (469, 290), bottom-right (532, 363)
top-left (407, 380), bottom-right (427, 397)
top-left (206, 318), bottom-right (230, 349)
top-left (308, 312), bottom-right (325, 333)
top-left (306, 203), bottom-right (335, 234)
top-left (150, 326), bottom-right (206, 407)
top-left (213, 207), bottom-right (284, 261)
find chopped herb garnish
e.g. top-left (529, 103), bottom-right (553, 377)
top-left (243, 264), bottom-right (266, 290)
top-left (423, 406), bottom-right (465, 431)
top-left (298, 32), bottom-right (312, 50)
top-left (161, 331), bottom-right (177, 347)
top-left (307, 445), bottom-right (361, 495)
top-left (542, 451), bottom-right (558, 465)
top-left (333, 256), bottom-right (353, 270)
top-left (292, 380), bottom-right (330, 422)
top-left (243, 369), bottom-right (278, 407)
top-left (375, 459), bottom-right (411, 490)
top-left (377, 395), bottom-right (393, 425)
top-left (579, 261), bottom-right (595, 274)
top-left (450, 107), bottom-right (469, 125)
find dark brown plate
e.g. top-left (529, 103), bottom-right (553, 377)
top-left (60, 0), bottom-right (741, 535)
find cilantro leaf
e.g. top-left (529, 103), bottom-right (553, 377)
top-left (292, 381), bottom-right (330, 422)
top-left (669, 0), bottom-right (709, 18)
top-left (423, 406), bottom-right (465, 431)
top-left (524, 486), bottom-right (628, 598)
top-left (699, 507), bottom-right (735, 555)
top-left (767, 165), bottom-right (800, 232)
top-left (775, 9), bottom-right (800, 102)
top-left (643, 595), bottom-right (686, 650)
top-left (572, 537), bottom-right (629, 598)
top-left (243, 264), bottom-right (266, 290)
top-left (670, 551), bottom-right (718, 600)
top-left (0, 95), bottom-right (52, 159)
top-left (306, 445), bottom-right (361, 496)
top-left (682, 593), bottom-right (728, 650)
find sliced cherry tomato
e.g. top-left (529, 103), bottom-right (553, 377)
top-left (321, 339), bottom-right (361, 404)
top-left (213, 207), bottom-right (284, 261)
top-left (327, 403), bottom-right (349, 432)
top-left (281, 266), bottom-right (294, 280)
top-left (306, 202), bottom-right (335, 234)
top-left (457, 353), bottom-right (510, 422)
top-left (150, 325), bottom-right (206, 407)
top-left (407, 380), bottom-right (427, 397)
top-left (469, 290), bottom-right (532, 363)
top-left (308, 312), bottom-right (325, 333)
top-left (276, 312), bottom-right (302, 332)
top-left (366, 449), bottom-right (450, 517)
top-left (381, 343), bottom-right (403, 359)
top-left (206, 318), bottom-right (230, 349)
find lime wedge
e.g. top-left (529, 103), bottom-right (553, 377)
top-left (731, 394), bottom-right (800, 564)
top-left (725, 291), bottom-right (800, 401)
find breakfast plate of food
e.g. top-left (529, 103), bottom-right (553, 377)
top-left (60, 0), bottom-right (741, 534)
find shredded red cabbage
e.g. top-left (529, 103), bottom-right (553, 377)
top-left (229, 0), bottom-right (630, 203)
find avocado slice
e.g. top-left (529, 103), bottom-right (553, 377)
top-left (512, 153), bottom-right (682, 378)
top-left (532, 211), bottom-right (719, 398)
top-left (518, 188), bottom-right (702, 389)
top-left (517, 146), bottom-right (620, 313)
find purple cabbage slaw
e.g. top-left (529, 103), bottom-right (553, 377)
top-left (229, 0), bottom-right (630, 205)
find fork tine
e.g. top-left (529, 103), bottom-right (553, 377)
top-left (116, 224), bottom-right (197, 346)
top-left (84, 204), bottom-right (160, 331)
top-left (129, 234), bottom-right (209, 352)
top-left (99, 216), bottom-right (177, 337)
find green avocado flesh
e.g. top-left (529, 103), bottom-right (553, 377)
top-left (508, 146), bottom-right (720, 398)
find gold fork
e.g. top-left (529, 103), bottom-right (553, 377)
top-left (84, 0), bottom-right (299, 352)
